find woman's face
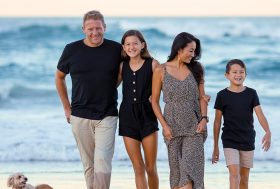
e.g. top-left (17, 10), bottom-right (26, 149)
top-left (178, 41), bottom-right (196, 63)
top-left (122, 35), bottom-right (145, 58)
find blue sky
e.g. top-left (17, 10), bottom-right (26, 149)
top-left (1, 0), bottom-right (280, 17)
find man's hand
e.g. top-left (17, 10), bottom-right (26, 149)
top-left (64, 108), bottom-right (71, 124)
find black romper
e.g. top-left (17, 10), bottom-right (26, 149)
top-left (119, 58), bottom-right (159, 141)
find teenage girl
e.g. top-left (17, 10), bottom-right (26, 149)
top-left (118, 30), bottom-right (159, 189)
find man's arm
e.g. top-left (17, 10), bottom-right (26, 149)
top-left (55, 69), bottom-right (71, 123)
top-left (117, 62), bottom-right (123, 87)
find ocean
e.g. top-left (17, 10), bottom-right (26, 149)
top-left (0, 17), bottom-right (279, 166)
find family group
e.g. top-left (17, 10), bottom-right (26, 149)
top-left (55, 10), bottom-right (271, 189)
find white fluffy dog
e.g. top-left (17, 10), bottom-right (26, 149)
top-left (7, 173), bottom-right (35, 189)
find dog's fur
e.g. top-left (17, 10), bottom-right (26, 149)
top-left (7, 173), bottom-right (34, 189)
top-left (7, 173), bottom-right (53, 189)
top-left (35, 184), bottom-right (53, 189)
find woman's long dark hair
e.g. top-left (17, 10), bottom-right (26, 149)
top-left (121, 30), bottom-right (151, 61)
top-left (167, 32), bottom-right (204, 85)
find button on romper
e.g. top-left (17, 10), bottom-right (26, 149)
top-left (162, 65), bottom-right (207, 189)
top-left (119, 58), bottom-right (159, 141)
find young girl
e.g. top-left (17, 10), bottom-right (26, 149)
top-left (118, 30), bottom-right (159, 189)
top-left (212, 59), bottom-right (272, 189)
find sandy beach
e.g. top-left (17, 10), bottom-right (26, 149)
top-left (1, 160), bottom-right (279, 189)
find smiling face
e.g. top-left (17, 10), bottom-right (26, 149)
top-left (226, 63), bottom-right (246, 86)
top-left (122, 35), bottom-right (145, 59)
top-left (178, 41), bottom-right (196, 64)
top-left (82, 19), bottom-right (105, 47)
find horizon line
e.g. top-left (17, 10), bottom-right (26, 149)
top-left (1, 15), bottom-right (280, 18)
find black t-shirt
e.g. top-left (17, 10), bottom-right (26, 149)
top-left (57, 39), bottom-right (122, 120)
top-left (214, 87), bottom-right (260, 151)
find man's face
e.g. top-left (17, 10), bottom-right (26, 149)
top-left (83, 19), bottom-right (105, 47)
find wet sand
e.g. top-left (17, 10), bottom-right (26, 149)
top-left (1, 160), bottom-right (279, 189)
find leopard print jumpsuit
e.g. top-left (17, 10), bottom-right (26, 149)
top-left (162, 66), bottom-right (207, 189)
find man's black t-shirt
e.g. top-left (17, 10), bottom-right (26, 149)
top-left (57, 39), bottom-right (122, 120)
top-left (214, 87), bottom-right (260, 151)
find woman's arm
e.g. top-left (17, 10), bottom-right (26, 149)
top-left (151, 65), bottom-right (172, 141)
top-left (196, 81), bottom-right (208, 133)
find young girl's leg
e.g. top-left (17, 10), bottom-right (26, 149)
top-left (240, 167), bottom-right (250, 189)
top-left (123, 136), bottom-right (148, 189)
top-left (142, 132), bottom-right (159, 189)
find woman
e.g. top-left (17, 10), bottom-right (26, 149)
top-left (151, 32), bottom-right (208, 189)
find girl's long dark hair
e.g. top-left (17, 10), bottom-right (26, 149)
top-left (121, 30), bottom-right (151, 61)
top-left (167, 32), bottom-right (204, 85)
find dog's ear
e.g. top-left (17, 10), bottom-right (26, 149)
top-left (7, 175), bottom-right (14, 187)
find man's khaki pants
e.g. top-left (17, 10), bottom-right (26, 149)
top-left (70, 115), bottom-right (117, 189)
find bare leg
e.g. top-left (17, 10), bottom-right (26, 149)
top-left (228, 164), bottom-right (240, 189)
top-left (240, 167), bottom-right (250, 189)
top-left (178, 182), bottom-right (193, 189)
top-left (142, 132), bottom-right (159, 189)
top-left (123, 137), bottom-right (148, 189)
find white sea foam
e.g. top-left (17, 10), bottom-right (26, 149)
top-left (0, 97), bottom-right (278, 162)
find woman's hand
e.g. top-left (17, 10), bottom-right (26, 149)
top-left (202, 94), bottom-right (211, 104)
top-left (196, 119), bottom-right (207, 133)
top-left (162, 125), bottom-right (173, 141)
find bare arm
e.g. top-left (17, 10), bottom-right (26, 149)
top-left (254, 105), bottom-right (271, 151)
top-left (55, 69), bottom-right (71, 123)
top-left (148, 59), bottom-right (160, 102)
top-left (117, 62), bottom-right (123, 87)
top-left (212, 109), bottom-right (222, 164)
top-left (196, 82), bottom-right (208, 133)
top-left (152, 59), bottom-right (160, 72)
top-left (151, 65), bottom-right (172, 141)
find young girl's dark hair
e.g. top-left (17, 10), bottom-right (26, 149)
top-left (226, 59), bottom-right (247, 74)
top-left (167, 32), bottom-right (203, 85)
top-left (121, 30), bottom-right (151, 61)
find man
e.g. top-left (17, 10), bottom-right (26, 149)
top-left (55, 10), bottom-right (122, 189)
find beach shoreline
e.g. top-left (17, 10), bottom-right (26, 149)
top-left (1, 160), bottom-right (279, 189)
